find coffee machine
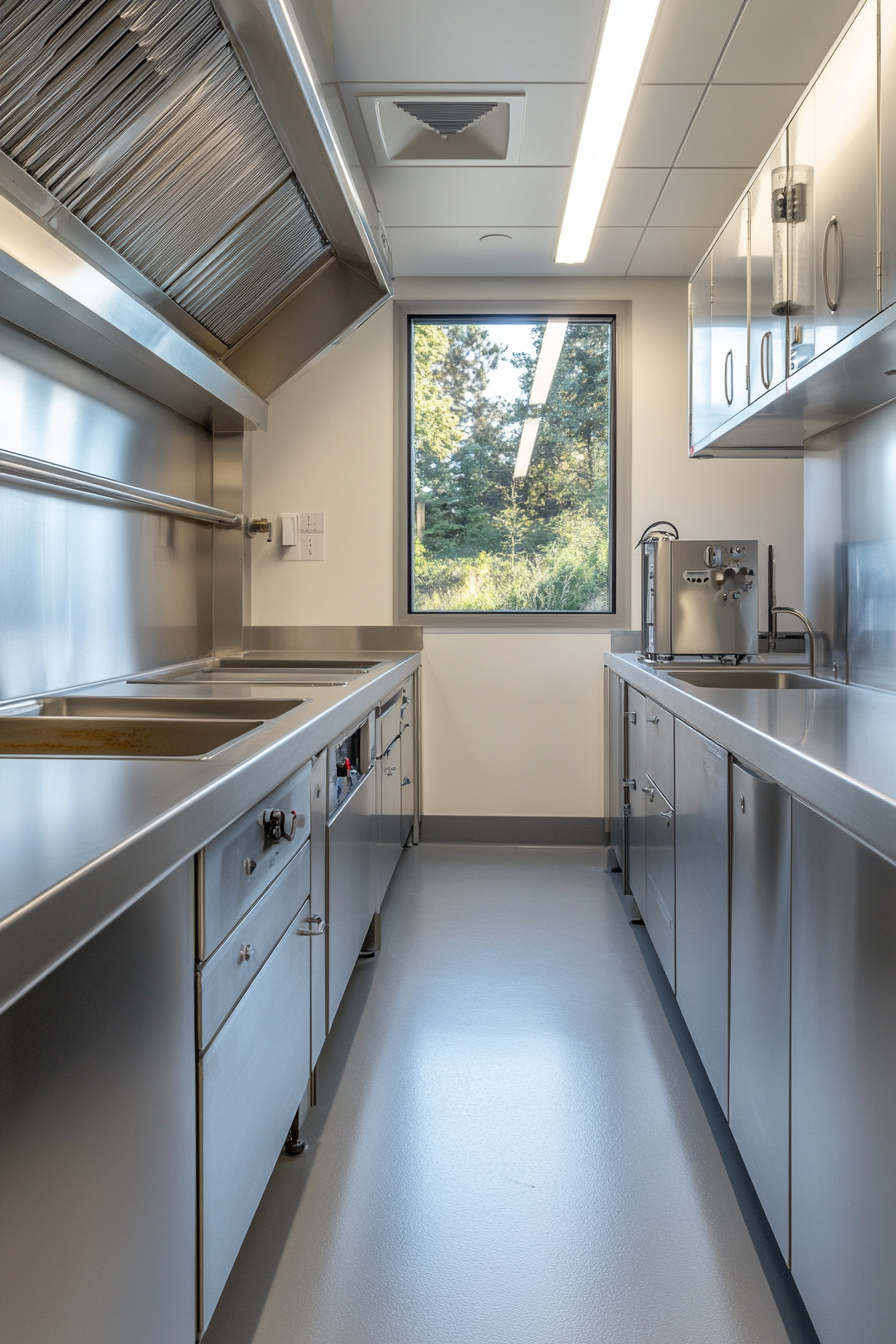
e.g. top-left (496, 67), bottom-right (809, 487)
top-left (640, 527), bottom-right (759, 661)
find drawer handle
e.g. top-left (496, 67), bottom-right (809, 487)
top-left (641, 785), bottom-right (656, 802)
top-left (659, 808), bottom-right (674, 821)
top-left (647, 713), bottom-right (660, 725)
top-left (262, 808), bottom-right (298, 845)
top-left (244, 857), bottom-right (257, 875)
top-left (297, 914), bottom-right (327, 937)
top-left (239, 943), bottom-right (254, 963)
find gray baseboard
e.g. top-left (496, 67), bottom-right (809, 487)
top-left (420, 816), bottom-right (608, 845)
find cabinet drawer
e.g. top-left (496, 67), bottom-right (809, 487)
top-left (199, 761), bottom-right (312, 959)
top-left (198, 899), bottom-right (311, 1332)
top-left (646, 698), bottom-right (674, 802)
top-left (197, 839), bottom-right (311, 1050)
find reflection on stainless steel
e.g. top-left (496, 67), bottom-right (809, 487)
top-left (0, 446), bottom-right (242, 528)
top-left (28, 697), bottom-right (302, 720)
top-left (664, 669), bottom-right (828, 690)
top-left (0, 716), bottom-right (262, 758)
top-left (805, 401), bottom-right (896, 691)
top-left (0, 323), bottom-right (218, 701)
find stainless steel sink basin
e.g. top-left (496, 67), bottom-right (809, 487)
top-left (0, 716), bottom-right (264, 758)
top-left (665, 668), bottom-right (833, 690)
top-left (31, 696), bottom-right (304, 719)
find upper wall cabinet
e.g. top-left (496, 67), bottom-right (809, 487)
top-left (711, 198), bottom-right (751, 425)
top-left (689, 0), bottom-right (885, 458)
top-left (689, 254), bottom-right (713, 447)
top-left (880, 0), bottom-right (896, 305)
top-left (749, 137), bottom-right (789, 400)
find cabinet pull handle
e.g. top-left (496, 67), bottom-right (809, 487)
top-left (647, 713), bottom-right (660, 725)
top-left (624, 710), bottom-right (637, 723)
top-left (659, 808), bottom-right (674, 821)
top-left (760, 330), bottom-right (772, 389)
top-left (623, 777), bottom-right (636, 789)
top-left (641, 785), bottom-right (655, 801)
top-left (822, 215), bottom-right (842, 312)
top-left (724, 349), bottom-right (734, 405)
top-left (297, 914), bottom-right (327, 936)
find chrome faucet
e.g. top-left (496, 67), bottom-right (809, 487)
top-left (771, 606), bottom-right (817, 677)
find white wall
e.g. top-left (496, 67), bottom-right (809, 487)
top-left (250, 277), bottom-right (803, 820)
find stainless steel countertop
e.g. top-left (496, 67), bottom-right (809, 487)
top-left (607, 651), bottom-right (896, 869)
top-left (0, 651), bottom-right (419, 1016)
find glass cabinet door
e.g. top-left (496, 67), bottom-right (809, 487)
top-left (710, 197), bottom-right (750, 427)
top-left (689, 252), bottom-right (713, 450)
top-left (749, 136), bottom-right (788, 400)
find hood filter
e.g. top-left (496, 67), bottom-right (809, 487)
top-left (0, 0), bottom-right (331, 347)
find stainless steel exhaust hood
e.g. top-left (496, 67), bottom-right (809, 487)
top-left (0, 0), bottom-right (391, 414)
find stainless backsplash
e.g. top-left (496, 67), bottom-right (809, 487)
top-left (0, 320), bottom-right (215, 701)
top-left (805, 400), bottom-right (896, 691)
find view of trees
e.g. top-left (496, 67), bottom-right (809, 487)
top-left (410, 319), bottom-right (613, 612)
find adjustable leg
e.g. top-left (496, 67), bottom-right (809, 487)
top-left (284, 1109), bottom-right (306, 1157)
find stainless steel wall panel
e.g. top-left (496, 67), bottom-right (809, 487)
top-left (0, 862), bottom-right (196, 1344)
top-left (791, 801), bottom-right (896, 1344)
top-left (674, 722), bottom-right (729, 1112)
top-left (0, 320), bottom-right (218, 700)
top-left (730, 763), bottom-right (791, 1262)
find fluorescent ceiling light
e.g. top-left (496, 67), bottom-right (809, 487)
top-left (529, 320), bottom-right (568, 405)
top-left (555, 0), bottom-right (662, 264)
top-left (514, 417), bottom-right (542, 478)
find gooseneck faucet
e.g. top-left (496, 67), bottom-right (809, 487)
top-left (771, 606), bottom-right (817, 677)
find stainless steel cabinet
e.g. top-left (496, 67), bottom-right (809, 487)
top-left (605, 668), bottom-right (625, 871)
top-left (309, 748), bottom-right (328, 1068)
top-left (711, 197), bottom-right (750, 426)
top-left (749, 135), bottom-right (789, 400)
top-left (377, 692), bottom-right (403, 904)
top-left (729, 763), bottom-right (791, 1263)
top-left (625, 686), bottom-right (648, 917)
top-left (399, 676), bottom-right (415, 848)
top-left (791, 801), bottom-right (896, 1344)
top-left (198, 898), bottom-right (311, 1334)
top-left (0, 865), bottom-right (196, 1344)
top-left (880, 0), bottom-right (896, 305)
top-left (807, 0), bottom-right (878, 359)
top-left (327, 768), bottom-right (377, 1028)
top-left (674, 722), bottom-right (729, 1110)
top-left (689, 253), bottom-right (713, 449)
top-left (642, 774), bottom-right (675, 988)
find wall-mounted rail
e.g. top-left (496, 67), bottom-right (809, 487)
top-left (0, 449), bottom-right (242, 528)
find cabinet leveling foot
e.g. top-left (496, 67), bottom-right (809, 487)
top-left (284, 1110), bottom-right (306, 1157)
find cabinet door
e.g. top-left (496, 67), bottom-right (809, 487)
top-left (730, 764), bottom-right (790, 1262)
top-left (811, 0), bottom-right (878, 357)
top-left (689, 253), bottom-right (713, 449)
top-left (625, 686), bottom-right (648, 915)
top-left (711, 197), bottom-right (750, 425)
top-left (749, 135), bottom-right (788, 399)
top-left (605, 669), bottom-right (625, 866)
top-left (645, 696), bottom-right (674, 803)
top-left (327, 770), bottom-right (377, 1029)
top-left (674, 722), bottom-right (729, 1112)
top-left (643, 778), bottom-right (675, 989)
top-left (881, 0), bottom-right (896, 306)
top-left (791, 802), bottom-right (896, 1344)
top-left (400, 716), bottom-right (415, 849)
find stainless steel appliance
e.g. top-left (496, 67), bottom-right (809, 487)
top-left (326, 713), bottom-right (377, 1029)
top-left (641, 531), bottom-right (759, 660)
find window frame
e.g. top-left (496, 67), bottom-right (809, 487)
top-left (394, 297), bottom-right (632, 629)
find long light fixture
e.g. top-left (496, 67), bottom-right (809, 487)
top-left (555, 0), bottom-right (662, 264)
top-left (514, 418), bottom-right (542, 478)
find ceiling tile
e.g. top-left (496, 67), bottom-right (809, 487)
top-left (617, 85), bottom-right (705, 168)
top-left (368, 167), bottom-right (569, 228)
top-left (598, 169), bottom-right (668, 227)
top-left (676, 84), bottom-right (804, 167)
top-left (714, 0), bottom-right (859, 83)
top-left (641, 0), bottom-right (743, 82)
top-left (339, 83), bottom-right (588, 169)
top-left (627, 226), bottom-right (717, 276)
top-left (650, 167), bottom-right (752, 227)
top-left (332, 0), bottom-right (606, 83)
top-left (385, 226), bottom-right (643, 276)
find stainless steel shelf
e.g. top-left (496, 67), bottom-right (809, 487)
top-left (0, 449), bottom-right (242, 528)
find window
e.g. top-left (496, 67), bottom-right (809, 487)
top-left (408, 316), bottom-right (615, 615)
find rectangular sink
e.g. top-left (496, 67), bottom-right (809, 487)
top-left (665, 669), bottom-right (832, 690)
top-left (31, 697), bottom-right (304, 720)
top-left (0, 716), bottom-right (264, 759)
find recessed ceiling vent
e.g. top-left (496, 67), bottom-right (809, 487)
top-left (359, 94), bottom-right (525, 165)
top-left (394, 102), bottom-right (499, 138)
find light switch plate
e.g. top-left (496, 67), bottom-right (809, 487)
top-left (280, 512), bottom-right (298, 546)
top-left (299, 533), bottom-right (325, 561)
top-left (300, 511), bottom-right (325, 534)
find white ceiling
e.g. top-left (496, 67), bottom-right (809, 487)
top-left (333, 0), bottom-right (860, 278)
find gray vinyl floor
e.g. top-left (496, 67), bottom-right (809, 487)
top-left (206, 844), bottom-right (814, 1344)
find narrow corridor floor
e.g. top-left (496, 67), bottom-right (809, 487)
top-left (206, 844), bottom-right (798, 1344)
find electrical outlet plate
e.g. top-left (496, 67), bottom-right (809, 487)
top-left (301, 512), bottom-right (325, 533)
top-left (300, 533), bottom-right (325, 561)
